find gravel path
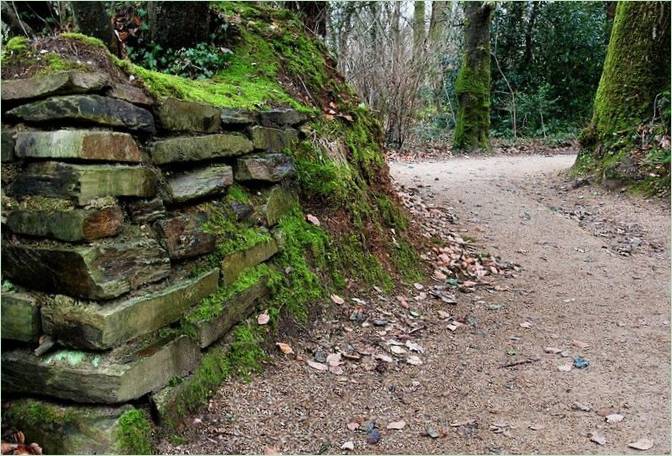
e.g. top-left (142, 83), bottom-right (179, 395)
top-left (159, 154), bottom-right (670, 454)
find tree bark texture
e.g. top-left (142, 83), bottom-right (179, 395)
top-left (71, 1), bottom-right (114, 47)
top-left (147, 1), bottom-right (211, 50)
top-left (453, 2), bottom-right (493, 151)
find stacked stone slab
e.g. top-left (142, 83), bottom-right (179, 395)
top-left (1, 70), bottom-right (304, 454)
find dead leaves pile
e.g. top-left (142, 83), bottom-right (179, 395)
top-left (1, 432), bottom-right (41, 455)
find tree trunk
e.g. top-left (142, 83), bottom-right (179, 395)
top-left (147, 2), bottom-right (210, 50)
top-left (414, 1), bottom-right (426, 54)
top-left (429, 1), bottom-right (448, 44)
top-left (287, 1), bottom-right (328, 38)
top-left (453, 2), bottom-right (493, 152)
top-left (71, 1), bottom-right (114, 48)
top-left (588, 1), bottom-right (670, 143)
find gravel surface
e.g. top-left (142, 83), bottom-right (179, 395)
top-left (159, 153), bottom-right (670, 454)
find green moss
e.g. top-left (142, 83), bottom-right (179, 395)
top-left (376, 195), bottom-right (409, 231)
top-left (5, 36), bottom-right (29, 53)
top-left (184, 264), bottom-right (276, 324)
top-left (202, 201), bottom-right (273, 257)
top-left (59, 32), bottom-right (108, 49)
top-left (453, 56), bottom-right (491, 151)
top-left (226, 184), bottom-right (251, 204)
top-left (391, 239), bottom-right (424, 282)
top-left (4, 400), bottom-right (72, 430)
top-left (114, 409), bottom-right (153, 455)
top-left (331, 234), bottom-right (393, 292)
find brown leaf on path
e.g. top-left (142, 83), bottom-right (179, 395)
top-left (340, 441), bottom-right (354, 451)
top-left (275, 342), bottom-right (294, 355)
top-left (628, 438), bottom-right (654, 450)
top-left (544, 347), bottom-right (562, 354)
top-left (407, 355), bottom-right (423, 366)
top-left (328, 365), bottom-right (344, 375)
top-left (387, 420), bottom-right (406, 430)
top-left (330, 294), bottom-right (345, 305)
top-left (347, 422), bottom-right (360, 431)
top-left (307, 360), bottom-right (328, 371)
top-left (520, 321), bottom-right (532, 329)
top-left (257, 311), bottom-right (270, 325)
top-left (572, 339), bottom-right (590, 349)
top-left (326, 353), bottom-right (342, 367)
top-left (589, 431), bottom-right (607, 445)
top-left (264, 446), bottom-right (281, 455)
top-left (449, 418), bottom-right (476, 427)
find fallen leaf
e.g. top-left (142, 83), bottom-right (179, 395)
top-left (605, 413), bottom-right (624, 423)
top-left (275, 342), bottom-right (293, 355)
top-left (433, 270), bottom-right (447, 280)
top-left (558, 363), bottom-right (572, 372)
top-left (544, 347), bottom-right (562, 354)
top-left (264, 447), bottom-right (280, 455)
top-left (326, 353), bottom-right (342, 367)
top-left (330, 294), bottom-right (345, 305)
top-left (390, 345), bottom-right (407, 355)
top-left (329, 365), bottom-right (344, 375)
top-left (387, 420), bottom-right (406, 430)
top-left (340, 441), bottom-right (354, 451)
top-left (520, 321), bottom-right (532, 329)
top-left (529, 424), bottom-right (545, 431)
top-left (306, 214), bottom-right (321, 226)
top-left (407, 355), bottom-right (423, 366)
top-left (375, 354), bottom-right (393, 363)
top-left (628, 438), bottom-right (654, 450)
top-left (307, 360), bottom-right (328, 371)
top-left (347, 422), bottom-right (360, 431)
top-left (405, 340), bottom-right (424, 353)
top-left (257, 312), bottom-right (270, 325)
top-left (438, 310), bottom-right (451, 319)
top-left (572, 339), bottom-right (590, 349)
top-left (589, 431), bottom-right (606, 445)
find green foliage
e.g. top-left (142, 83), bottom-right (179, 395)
top-left (4, 36), bottom-right (29, 53)
top-left (115, 409), bottom-right (153, 455)
top-left (59, 32), bottom-right (107, 49)
top-left (128, 43), bottom-right (233, 79)
top-left (489, 2), bottom-right (608, 138)
top-left (454, 56), bottom-right (491, 151)
top-left (201, 201), bottom-right (272, 258)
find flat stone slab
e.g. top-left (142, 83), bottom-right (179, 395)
top-left (2, 334), bottom-right (201, 403)
top-left (15, 130), bottom-right (142, 162)
top-left (235, 153), bottom-right (296, 182)
top-left (9, 161), bottom-right (157, 205)
top-left (1, 71), bottom-right (110, 102)
top-left (7, 95), bottom-right (155, 134)
top-left (6, 204), bottom-right (124, 241)
top-left (166, 165), bottom-right (233, 204)
top-left (151, 133), bottom-right (252, 165)
top-left (1, 292), bottom-right (40, 342)
top-left (221, 238), bottom-right (278, 285)
top-left (156, 97), bottom-right (221, 133)
top-left (42, 269), bottom-right (219, 350)
top-left (258, 108), bottom-right (307, 127)
top-left (127, 197), bottom-right (166, 224)
top-left (3, 399), bottom-right (152, 455)
top-left (157, 213), bottom-right (215, 259)
top-left (220, 108), bottom-right (256, 125)
top-left (249, 126), bottom-right (299, 152)
top-left (2, 238), bottom-right (170, 300)
top-left (106, 82), bottom-right (154, 107)
top-left (189, 279), bottom-right (270, 348)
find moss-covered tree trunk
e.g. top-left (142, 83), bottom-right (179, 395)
top-left (453, 2), bottom-right (493, 152)
top-left (587, 2), bottom-right (670, 143)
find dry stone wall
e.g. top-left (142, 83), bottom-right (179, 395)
top-left (0, 70), bottom-right (305, 454)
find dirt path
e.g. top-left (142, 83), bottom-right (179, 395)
top-left (159, 154), bottom-right (670, 455)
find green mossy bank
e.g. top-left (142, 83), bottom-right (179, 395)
top-left (1, 2), bottom-right (424, 447)
top-left (574, 2), bottom-right (670, 195)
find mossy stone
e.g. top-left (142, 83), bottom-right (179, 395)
top-left (7, 95), bottom-right (155, 134)
top-left (3, 399), bottom-right (153, 455)
top-left (9, 161), bottom-right (157, 205)
top-left (156, 97), bottom-right (221, 133)
top-left (1, 238), bottom-right (170, 300)
top-left (42, 269), bottom-right (219, 350)
top-left (15, 130), bottom-right (142, 162)
top-left (249, 126), bottom-right (299, 152)
top-left (220, 238), bottom-right (279, 285)
top-left (167, 165), bottom-right (233, 204)
top-left (235, 153), bottom-right (296, 182)
top-left (151, 134), bottom-right (253, 165)
top-left (2, 335), bottom-right (201, 403)
top-left (1, 292), bottom-right (40, 342)
top-left (258, 108), bottom-right (307, 127)
top-left (156, 213), bottom-right (216, 259)
top-left (6, 204), bottom-right (124, 241)
top-left (2, 128), bottom-right (16, 162)
top-left (1, 71), bottom-right (110, 102)
top-left (257, 185), bottom-right (297, 226)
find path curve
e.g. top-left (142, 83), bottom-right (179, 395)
top-left (160, 154), bottom-right (670, 454)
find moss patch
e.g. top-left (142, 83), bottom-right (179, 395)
top-left (114, 409), bottom-right (153, 455)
